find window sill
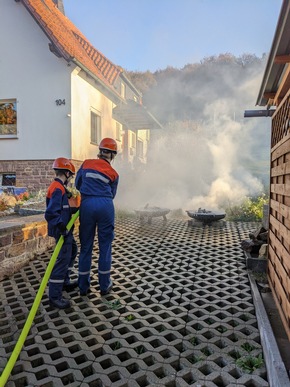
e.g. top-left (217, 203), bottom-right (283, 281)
top-left (0, 135), bottom-right (18, 139)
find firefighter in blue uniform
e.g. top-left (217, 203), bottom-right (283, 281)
top-left (75, 138), bottom-right (119, 296)
top-left (45, 157), bottom-right (78, 309)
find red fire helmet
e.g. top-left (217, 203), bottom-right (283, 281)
top-left (52, 158), bottom-right (75, 174)
top-left (99, 138), bottom-right (117, 154)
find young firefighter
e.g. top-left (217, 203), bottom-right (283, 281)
top-left (45, 157), bottom-right (78, 309)
top-left (75, 138), bottom-right (119, 296)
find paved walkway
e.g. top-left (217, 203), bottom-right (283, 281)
top-left (0, 217), bottom-right (284, 386)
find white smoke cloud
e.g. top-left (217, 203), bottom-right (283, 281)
top-left (115, 118), bottom-right (264, 213)
top-left (115, 63), bottom-right (269, 214)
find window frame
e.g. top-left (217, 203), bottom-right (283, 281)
top-left (137, 138), bottom-right (144, 158)
top-left (90, 109), bottom-right (102, 145)
top-left (116, 121), bottom-right (122, 141)
top-left (131, 131), bottom-right (136, 148)
top-left (0, 173), bottom-right (16, 186)
top-left (0, 98), bottom-right (18, 138)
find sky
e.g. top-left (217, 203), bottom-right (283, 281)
top-left (63, 0), bottom-right (282, 72)
top-left (62, 0), bottom-right (278, 211)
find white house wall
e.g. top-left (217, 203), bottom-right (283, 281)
top-left (0, 1), bottom-right (72, 160)
top-left (71, 72), bottom-right (116, 161)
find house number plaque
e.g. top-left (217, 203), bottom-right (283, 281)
top-left (55, 99), bottom-right (66, 106)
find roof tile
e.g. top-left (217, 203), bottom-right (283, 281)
top-left (21, 0), bottom-right (122, 93)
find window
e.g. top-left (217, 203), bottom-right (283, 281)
top-left (146, 130), bottom-right (150, 141)
top-left (0, 99), bottom-right (17, 136)
top-left (131, 132), bottom-right (136, 148)
top-left (137, 139), bottom-right (144, 158)
top-left (0, 173), bottom-right (16, 186)
top-left (116, 122), bottom-right (122, 141)
top-left (91, 111), bottom-right (101, 145)
top-left (121, 82), bottom-right (126, 99)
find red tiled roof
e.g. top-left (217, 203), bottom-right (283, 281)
top-left (21, 0), bottom-right (122, 94)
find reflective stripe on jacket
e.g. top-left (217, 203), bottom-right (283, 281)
top-left (75, 159), bottom-right (119, 198)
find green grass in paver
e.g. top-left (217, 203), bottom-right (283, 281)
top-left (189, 336), bottom-right (199, 346)
top-left (230, 350), bottom-right (242, 360)
top-left (216, 325), bottom-right (228, 333)
top-left (112, 341), bottom-right (122, 350)
top-left (188, 355), bottom-right (205, 364)
top-left (201, 347), bottom-right (212, 357)
top-left (125, 314), bottom-right (135, 321)
top-left (135, 345), bottom-right (145, 355)
top-left (236, 354), bottom-right (264, 373)
top-left (240, 313), bottom-right (251, 321)
top-left (241, 342), bottom-right (257, 352)
top-left (104, 299), bottom-right (122, 310)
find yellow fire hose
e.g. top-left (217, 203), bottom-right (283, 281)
top-left (0, 210), bottom-right (79, 387)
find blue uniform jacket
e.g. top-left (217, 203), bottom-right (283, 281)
top-left (45, 178), bottom-right (71, 238)
top-left (75, 159), bottom-right (119, 198)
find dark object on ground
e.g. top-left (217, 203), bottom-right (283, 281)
top-left (241, 227), bottom-right (268, 254)
top-left (135, 204), bottom-right (170, 224)
top-left (186, 208), bottom-right (226, 223)
top-left (241, 239), bottom-right (263, 254)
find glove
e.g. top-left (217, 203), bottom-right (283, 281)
top-left (58, 222), bottom-right (69, 237)
top-left (65, 188), bottom-right (73, 199)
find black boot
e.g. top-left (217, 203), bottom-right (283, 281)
top-left (63, 281), bottom-right (78, 292)
top-left (49, 298), bottom-right (71, 309)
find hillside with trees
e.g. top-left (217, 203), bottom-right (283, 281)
top-left (126, 53), bottom-right (266, 124)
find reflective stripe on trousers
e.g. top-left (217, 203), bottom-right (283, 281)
top-left (49, 235), bottom-right (78, 300)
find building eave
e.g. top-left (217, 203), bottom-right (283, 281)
top-left (256, 0), bottom-right (290, 106)
top-left (113, 99), bottom-right (163, 131)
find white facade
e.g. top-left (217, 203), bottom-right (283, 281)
top-left (0, 0), bottom-right (118, 162)
top-left (71, 70), bottom-right (119, 161)
top-left (0, 0), bottom-right (159, 194)
top-left (1, 0), bottom-right (72, 160)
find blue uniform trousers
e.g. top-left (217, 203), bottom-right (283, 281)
top-left (78, 196), bottom-right (114, 293)
top-left (49, 234), bottom-right (78, 301)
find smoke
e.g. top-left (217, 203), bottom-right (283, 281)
top-left (115, 61), bottom-right (270, 213)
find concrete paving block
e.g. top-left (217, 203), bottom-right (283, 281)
top-left (81, 368), bottom-right (112, 386)
top-left (237, 373), bottom-right (270, 386)
top-left (1, 218), bottom-right (282, 386)
top-left (6, 370), bottom-right (41, 387)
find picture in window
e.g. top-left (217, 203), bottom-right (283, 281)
top-left (0, 100), bottom-right (17, 135)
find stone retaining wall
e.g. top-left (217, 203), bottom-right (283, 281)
top-left (0, 215), bottom-right (54, 281)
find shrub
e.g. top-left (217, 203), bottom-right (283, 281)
top-left (225, 194), bottom-right (269, 222)
top-left (0, 195), bottom-right (9, 211)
